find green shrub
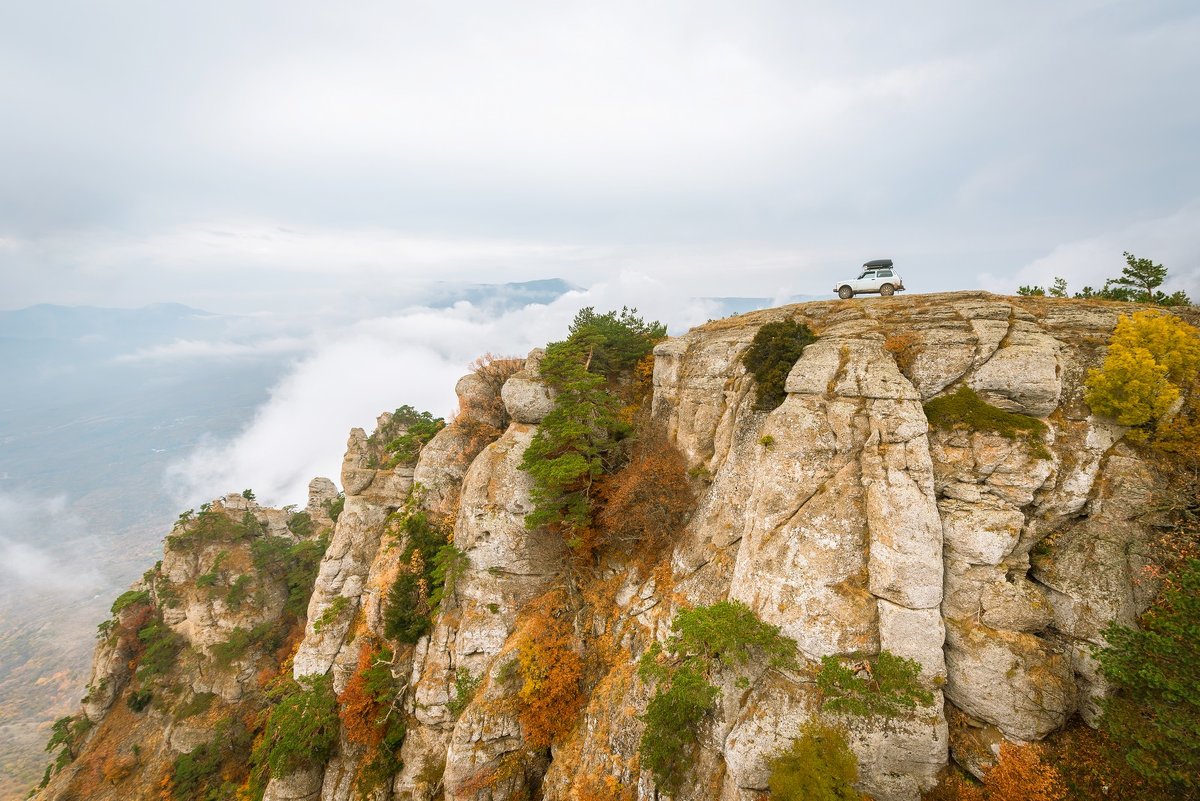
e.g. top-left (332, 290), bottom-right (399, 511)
top-left (816, 650), bottom-right (933, 720)
top-left (171, 716), bottom-right (253, 801)
top-left (566, 306), bottom-right (665, 375)
top-left (447, 668), bottom-right (481, 717)
top-left (1094, 559), bottom-right (1200, 795)
top-left (312, 596), bottom-right (350, 633)
top-left (42, 714), bottom-right (93, 778)
top-left (639, 663), bottom-right (721, 794)
top-left (136, 618), bottom-right (183, 681)
top-left (253, 674), bottom-right (339, 779)
top-left (323, 495), bottom-right (345, 523)
top-left (224, 574), bottom-right (252, 610)
top-left (637, 601), bottom-right (799, 793)
top-left (741, 319), bottom-right (818, 410)
top-left (768, 722), bottom-right (860, 801)
top-left (924, 384), bottom-right (1047, 438)
top-left (127, 688), bottom-right (153, 711)
top-left (173, 691), bottom-right (216, 720)
top-left (286, 510), bottom-right (314, 538)
top-left (665, 600), bottom-right (799, 670)
top-left (166, 505), bottom-right (264, 550)
top-left (210, 621), bottom-right (282, 668)
top-left (429, 543), bottom-right (469, 615)
top-left (171, 740), bottom-right (223, 799)
top-left (369, 405), bottom-right (445, 467)
top-left (110, 589), bottom-right (150, 615)
top-left (250, 532), bottom-right (330, 618)
top-left (924, 385), bottom-right (1050, 457)
top-left (383, 505), bottom-right (451, 643)
top-left (519, 339), bottom-right (626, 537)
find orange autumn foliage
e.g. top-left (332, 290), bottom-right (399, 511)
top-left (1044, 723), bottom-right (1164, 801)
top-left (928, 743), bottom-right (1067, 801)
top-left (338, 642), bottom-right (386, 748)
top-left (982, 743), bottom-right (1067, 801)
top-left (595, 439), bottom-right (693, 566)
top-left (516, 592), bottom-right (585, 748)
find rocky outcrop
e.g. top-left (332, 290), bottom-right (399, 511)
top-left (37, 293), bottom-right (1194, 801)
top-left (499, 348), bottom-right (555, 424)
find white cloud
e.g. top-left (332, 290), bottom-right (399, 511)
top-left (165, 272), bottom-right (721, 508)
top-left (0, 492), bottom-right (105, 597)
top-left (114, 335), bottom-right (310, 363)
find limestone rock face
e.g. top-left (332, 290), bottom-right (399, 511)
top-left (968, 324), bottom-right (1063, 417)
top-left (306, 477), bottom-right (339, 519)
top-left (44, 293), bottom-right (1187, 801)
top-left (263, 768), bottom-right (323, 801)
top-left (155, 497), bottom-right (294, 702)
top-left (501, 348), bottom-right (556, 424)
top-left (80, 591), bottom-right (144, 721)
top-left (414, 367), bottom-right (510, 519)
top-left (638, 293), bottom-right (1176, 799)
top-left (944, 622), bottom-right (1076, 741)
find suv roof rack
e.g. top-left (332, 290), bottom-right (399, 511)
top-left (863, 258), bottom-right (893, 269)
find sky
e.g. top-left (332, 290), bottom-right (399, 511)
top-left (2, 0), bottom-right (1200, 506)
top-left (1, 0), bottom-right (1197, 313)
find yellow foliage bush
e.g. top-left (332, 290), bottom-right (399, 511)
top-left (1085, 344), bottom-right (1178, 427)
top-left (1111, 309), bottom-right (1200, 386)
top-left (1085, 310), bottom-right (1200, 430)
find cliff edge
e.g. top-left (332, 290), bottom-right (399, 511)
top-left (30, 291), bottom-right (1197, 801)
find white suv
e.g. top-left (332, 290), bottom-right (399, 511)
top-left (834, 259), bottom-right (905, 299)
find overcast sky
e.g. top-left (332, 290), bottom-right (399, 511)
top-left (1, 0), bottom-right (1197, 312)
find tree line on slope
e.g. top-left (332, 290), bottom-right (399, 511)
top-left (1017, 251), bottom-right (1190, 306)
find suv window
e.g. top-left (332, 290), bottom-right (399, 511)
top-left (876, 270), bottom-right (892, 277)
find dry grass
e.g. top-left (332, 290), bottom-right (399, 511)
top-left (884, 331), bottom-right (923, 375)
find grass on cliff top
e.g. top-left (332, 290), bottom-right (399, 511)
top-left (924, 385), bottom-right (1049, 454)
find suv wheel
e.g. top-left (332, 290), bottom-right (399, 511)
top-left (838, 285), bottom-right (854, 299)
top-left (880, 284), bottom-right (894, 297)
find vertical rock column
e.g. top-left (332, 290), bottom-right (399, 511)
top-left (264, 423), bottom-right (413, 801)
top-left (725, 334), bottom-right (947, 801)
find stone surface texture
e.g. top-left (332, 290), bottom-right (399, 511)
top-left (38, 293), bottom-right (1200, 801)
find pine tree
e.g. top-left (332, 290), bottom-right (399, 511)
top-left (1110, 252), bottom-right (1169, 302)
top-left (1095, 559), bottom-right (1200, 796)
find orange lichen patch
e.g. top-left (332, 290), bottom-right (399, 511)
top-left (454, 750), bottom-right (527, 796)
top-left (650, 559), bottom-right (677, 602)
top-left (549, 661), bottom-right (640, 798)
top-left (571, 774), bottom-right (636, 801)
top-left (347, 605), bottom-right (369, 643)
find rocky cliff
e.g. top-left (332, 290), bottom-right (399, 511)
top-left (30, 292), bottom-right (1195, 801)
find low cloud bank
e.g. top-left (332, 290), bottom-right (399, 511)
top-left (0, 492), bottom-right (105, 601)
top-left (166, 273), bottom-right (720, 509)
